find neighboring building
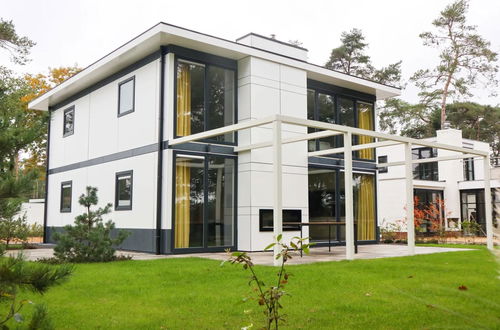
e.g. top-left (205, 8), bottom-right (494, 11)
top-left (18, 199), bottom-right (45, 227)
top-left (377, 128), bottom-right (500, 233)
top-left (28, 23), bottom-right (401, 254)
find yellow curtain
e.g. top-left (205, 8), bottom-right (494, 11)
top-left (176, 63), bottom-right (191, 136)
top-left (357, 174), bottom-right (375, 240)
top-left (358, 103), bottom-right (374, 159)
top-left (175, 160), bottom-right (191, 248)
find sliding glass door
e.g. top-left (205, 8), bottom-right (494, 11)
top-left (308, 167), bottom-right (376, 242)
top-left (174, 153), bottom-right (235, 251)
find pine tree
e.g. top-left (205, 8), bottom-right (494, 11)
top-left (53, 187), bottom-right (130, 262)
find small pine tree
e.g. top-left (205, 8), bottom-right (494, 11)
top-left (0, 253), bottom-right (73, 329)
top-left (0, 200), bottom-right (30, 248)
top-left (53, 186), bottom-right (130, 263)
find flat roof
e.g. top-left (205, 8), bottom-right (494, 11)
top-left (28, 22), bottom-right (401, 111)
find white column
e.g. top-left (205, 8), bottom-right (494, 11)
top-left (483, 155), bottom-right (494, 250)
top-left (273, 118), bottom-right (283, 265)
top-left (344, 132), bottom-right (355, 260)
top-left (405, 143), bottom-right (415, 255)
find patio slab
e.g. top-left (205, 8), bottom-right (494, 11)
top-left (7, 244), bottom-right (476, 265)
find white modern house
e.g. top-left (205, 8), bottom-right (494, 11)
top-left (28, 23), bottom-right (495, 258)
top-left (377, 128), bottom-right (500, 233)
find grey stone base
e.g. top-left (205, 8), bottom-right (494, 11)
top-left (45, 227), bottom-right (171, 254)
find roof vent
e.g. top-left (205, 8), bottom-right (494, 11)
top-left (236, 33), bottom-right (308, 61)
top-left (443, 121), bottom-right (451, 129)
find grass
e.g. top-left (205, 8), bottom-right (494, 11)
top-left (10, 247), bottom-right (500, 329)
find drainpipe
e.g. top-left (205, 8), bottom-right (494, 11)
top-left (155, 46), bottom-right (166, 254)
top-left (43, 110), bottom-right (52, 243)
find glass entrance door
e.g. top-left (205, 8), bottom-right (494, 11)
top-left (174, 154), bottom-right (235, 251)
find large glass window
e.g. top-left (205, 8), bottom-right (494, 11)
top-left (174, 154), bottom-right (235, 249)
top-left (118, 77), bottom-right (135, 116)
top-left (176, 60), bottom-right (235, 143)
top-left (60, 181), bottom-right (72, 212)
top-left (308, 168), bottom-right (338, 242)
top-left (412, 148), bottom-right (439, 181)
top-left (357, 102), bottom-right (374, 159)
top-left (115, 171), bottom-right (133, 210)
top-left (308, 169), bottom-right (376, 242)
top-left (306, 85), bottom-right (375, 160)
top-left (414, 189), bottom-right (443, 232)
top-left (463, 158), bottom-right (475, 181)
top-left (353, 173), bottom-right (376, 240)
top-left (63, 107), bottom-right (74, 137)
top-left (317, 93), bottom-right (336, 151)
top-left (207, 156), bottom-right (234, 247)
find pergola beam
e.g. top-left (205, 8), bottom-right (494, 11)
top-left (169, 116), bottom-right (275, 146)
top-left (378, 153), bottom-right (479, 168)
top-left (308, 140), bottom-right (402, 157)
top-left (279, 115), bottom-right (489, 157)
top-left (234, 130), bottom-right (343, 152)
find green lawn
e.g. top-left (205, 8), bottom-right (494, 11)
top-left (12, 247), bottom-right (500, 329)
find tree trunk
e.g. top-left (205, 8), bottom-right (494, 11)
top-left (440, 74), bottom-right (453, 129)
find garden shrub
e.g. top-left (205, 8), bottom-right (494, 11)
top-left (53, 186), bottom-right (130, 263)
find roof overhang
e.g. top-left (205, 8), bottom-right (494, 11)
top-left (28, 23), bottom-right (401, 111)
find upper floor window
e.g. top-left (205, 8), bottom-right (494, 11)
top-left (306, 83), bottom-right (374, 160)
top-left (115, 170), bottom-right (133, 210)
top-left (118, 76), bottom-right (135, 117)
top-left (412, 147), bottom-right (438, 181)
top-left (60, 181), bottom-right (72, 212)
top-left (176, 59), bottom-right (235, 143)
top-left (63, 106), bottom-right (74, 137)
top-left (463, 158), bottom-right (475, 181)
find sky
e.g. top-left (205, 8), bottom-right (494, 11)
top-left (3, 0), bottom-right (500, 105)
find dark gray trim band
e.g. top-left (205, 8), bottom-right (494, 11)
top-left (48, 143), bottom-right (158, 174)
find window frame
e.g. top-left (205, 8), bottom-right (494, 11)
top-left (412, 147), bottom-right (439, 181)
top-left (117, 76), bottom-right (135, 117)
top-left (378, 155), bottom-right (388, 173)
top-left (115, 170), bottom-right (133, 211)
top-left (463, 158), bottom-right (475, 181)
top-left (173, 52), bottom-right (238, 146)
top-left (60, 181), bottom-right (72, 213)
top-left (62, 106), bottom-right (75, 137)
top-left (259, 209), bottom-right (302, 232)
top-left (306, 80), bottom-right (376, 161)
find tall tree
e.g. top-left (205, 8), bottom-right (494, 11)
top-left (325, 28), bottom-right (402, 86)
top-left (0, 18), bottom-right (35, 65)
top-left (379, 100), bottom-right (500, 157)
top-left (411, 0), bottom-right (498, 129)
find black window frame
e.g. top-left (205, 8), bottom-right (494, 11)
top-left (117, 76), bottom-right (135, 117)
top-left (60, 181), bottom-right (72, 213)
top-left (463, 158), bottom-right (475, 181)
top-left (259, 209), bottom-right (302, 232)
top-left (306, 79), bottom-right (376, 161)
top-left (63, 106), bottom-right (75, 137)
top-left (115, 170), bottom-right (133, 211)
top-left (378, 155), bottom-right (388, 173)
top-left (412, 147), bottom-right (439, 181)
top-left (173, 48), bottom-right (238, 146)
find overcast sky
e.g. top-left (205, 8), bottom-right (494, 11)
top-left (3, 0), bottom-right (500, 105)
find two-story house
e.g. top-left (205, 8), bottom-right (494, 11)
top-left (377, 128), bottom-right (500, 234)
top-left (28, 23), bottom-right (401, 254)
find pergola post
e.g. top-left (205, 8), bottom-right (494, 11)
top-left (273, 117), bottom-right (283, 265)
top-left (483, 155), bottom-right (494, 250)
top-left (344, 132), bottom-right (355, 260)
top-left (405, 143), bottom-right (415, 255)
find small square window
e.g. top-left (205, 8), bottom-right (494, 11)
top-left (60, 181), bottom-right (72, 212)
top-left (378, 155), bottom-right (388, 173)
top-left (118, 77), bottom-right (135, 116)
top-left (115, 171), bottom-right (133, 210)
top-left (63, 107), bottom-right (74, 137)
top-left (259, 209), bottom-right (301, 231)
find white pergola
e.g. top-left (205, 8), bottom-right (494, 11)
top-left (170, 115), bottom-right (494, 265)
